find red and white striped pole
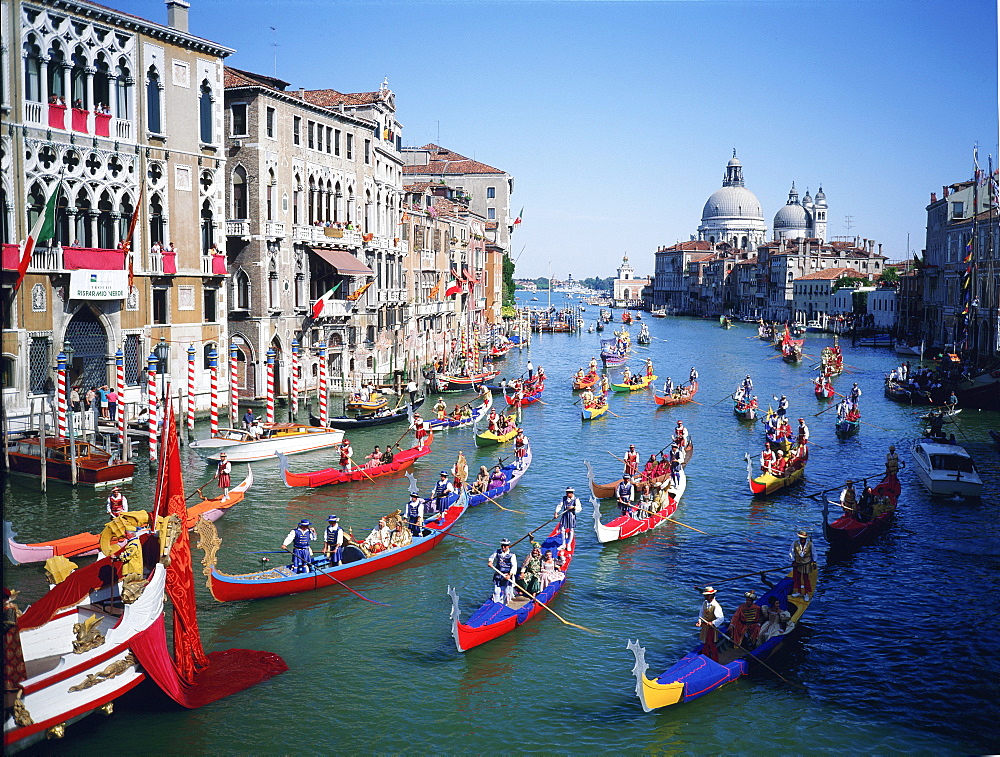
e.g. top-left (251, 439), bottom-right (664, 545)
top-left (290, 338), bottom-right (300, 417)
top-left (318, 342), bottom-right (328, 427)
top-left (147, 351), bottom-right (159, 463)
top-left (56, 350), bottom-right (68, 438)
top-left (186, 344), bottom-right (196, 432)
top-left (265, 347), bottom-right (276, 424)
top-left (116, 348), bottom-right (127, 454)
top-left (229, 342), bottom-right (239, 426)
top-left (209, 346), bottom-right (220, 436)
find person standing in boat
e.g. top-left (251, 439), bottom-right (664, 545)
top-left (885, 445), bottom-right (899, 475)
top-left (323, 515), bottom-right (346, 566)
top-left (742, 375), bottom-right (753, 395)
top-left (242, 408), bottom-right (254, 429)
top-left (215, 452), bottom-right (232, 498)
top-left (850, 383), bottom-right (862, 403)
top-left (796, 418), bottom-right (810, 446)
top-left (689, 366), bottom-right (698, 385)
top-left (673, 420), bottom-right (690, 449)
top-left (555, 486), bottom-right (582, 551)
top-left (645, 358), bottom-right (654, 378)
top-left (430, 471), bottom-right (454, 515)
top-left (488, 538), bottom-right (518, 604)
top-left (623, 444), bottom-right (639, 477)
top-left (339, 439), bottom-right (353, 472)
top-left (433, 397), bottom-right (447, 420)
top-left (514, 429), bottom-right (529, 469)
top-left (776, 395), bottom-right (789, 418)
top-left (663, 376), bottom-right (673, 396)
top-left (526, 360), bottom-right (534, 380)
top-left (728, 590), bottom-right (762, 647)
top-left (4, 588), bottom-right (26, 718)
top-left (616, 475), bottom-right (635, 516)
top-left (106, 486), bottom-right (129, 518)
top-left (589, 356), bottom-right (598, 373)
top-left (790, 529), bottom-right (816, 600)
top-left (282, 519), bottom-right (317, 574)
top-left (407, 378), bottom-right (419, 405)
top-left (406, 493), bottom-right (424, 536)
top-left (697, 587), bottom-right (725, 662)
top-left (839, 480), bottom-right (857, 516)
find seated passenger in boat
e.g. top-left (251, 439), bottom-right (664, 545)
top-left (636, 483), bottom-right (653, 516)
top-left (381, 445), bottom-right (396, 465)
top-left (517, 542), bottom-right (543, 596)
top-left (471, 466), bottom-right (490, 494)
top-left (366, 446), bottom-right (382, 468)
top-left (460, 404), bottom-right (472, 420)
top-left (575, 368), bottom-right (585, 382)
top-left (362, 517), bottom-right (393, 554)
top-left (451, 406), bottom-right (463, 421)
top-left (656, 452), bottom-right (671, 478)
top-left (642, 455), bottom-right (658, 480)
top-left (728, 590), bottom-right (762, 647)
top-left (773, 451), bottom-right (790, 476)
top-left (787, 443), bottom-right (808, 471)
top-left (489, 465), bottom-right (507, 489)
top-left (872, 492), bottom-right (895, 518)
top-left (621, 367), bottom-right (632, 384)
top-left (538, 550), bottom-right (565, 590)
top-left (389, 520), bottom-right (412, 548)
top-left (758, 597), bottom-right (792, 643)
top-left (856, 486), bottom-right (874, 522)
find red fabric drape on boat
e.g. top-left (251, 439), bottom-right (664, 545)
top-left (17, 557), bottom-right (121, 632)
top-left (131, 615), bottom-right (287, 708)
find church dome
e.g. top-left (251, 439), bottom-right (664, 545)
top-left (702, 186), bottom-right (764, 222)
top-left (774, 202), bottom-right (810, 230)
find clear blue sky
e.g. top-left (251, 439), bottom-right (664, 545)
top-left (128, 0), bottom-right (998, 279)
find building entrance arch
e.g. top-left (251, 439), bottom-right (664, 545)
top-left (64, 307), bottom-right (109, 389)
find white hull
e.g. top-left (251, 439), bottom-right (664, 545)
top-left (5, 565), bottom-right (167, 753)
top-left (593, 470), bottom-right (687, 544)
top-left (191, 429), bottom-right (344, 462)
top-left (911, 441), bottom-right (983, 498)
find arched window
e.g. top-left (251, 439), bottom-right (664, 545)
top-left (56, 191), bottom-right (71, 245)
top-left (235, 270), bottom-right (251, 309)
top-left (200, 199), bottom-right (214, 252)
top-left (23, 39), bottom-right (41, 102)
top-left (203, 343), bottom-right (217, 370)
top-left (307, 176), bottom-right (317, 223)
top-left (232, 166), bottom-right (247, 219)
top-left (146, 66), bottom-right (162, 133)
top-left (324, 179), bottom-right (332, 222)
top-left (97, 191), bottom-right (114, 248)
top-left (93, 55), bottom-right (110, 111)
top-left (268, 259), bottom-right (279, 308)
top-left (118, 195), bottom-right (134, 248)
top-left (292, 175), bottom-right (301, 225)
top-left (149, 193), bottom-right (164, 244)
top-left (334, 181), bottom-right (342, 222)
top-left (47, 42), bottom-right (65, 100)
top-left (71, 48), bottom-right (88, 108)
top-left (266, 169), bottom-right (275, 221)
top-left (115, 58), bottom-right (131, 119)
top-left (73, 193), bottom-right (92, 247)
top-left (199, 80), bottom-right (213, 143)
top-left (741, 236), bottom-right (748, 249)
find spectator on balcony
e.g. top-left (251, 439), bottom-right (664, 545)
top-left (49, 94), bottom-right (59, 105)
top-left (71, 239), bottom-right (81, 248)
top-left (150, 241), bottom-right (162, 255)
top-left (73, 99), bottom-right (84, 110)
top-left (166, 241), bottom-right (176, 253)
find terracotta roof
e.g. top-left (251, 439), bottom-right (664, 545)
top-left (658, 241), bottom-right (713, 252)
top-left (403, 143), bottom-right (505, 175)
top-left (224, 67), bottom-right (291, 91)
top-left (794, 267), bottom-right (866, 281)
top-left (404, 182), bottom-right (433, 194)
top-left (303, 89), bottom-right (386, 108)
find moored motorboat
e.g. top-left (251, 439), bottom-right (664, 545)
top-left (310, 397), bottom-right (424, 429)
top-left (627, 565), bottom-right (817, 711)
top-left (206, 490), bottom-right (470, 602)
top-left (277, 439), bottom-right (431, 488)
top-left (4, 469), bottom-right (253, 565)
top-left (447, 519), bottom-right (576, 652)
top-left (910, 440), bottom-right (983, 498)
top-left (5, 436), bottom-right (135, 487)
top-left (592, 469), bottom-right (686, 544)
top-left (190, 423), bottom-right (344, 463)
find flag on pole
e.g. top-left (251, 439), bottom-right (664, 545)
top-left (299, 281), bottom-right (342, 334)
top-left (512, 208), bottom-right (523, 227)
top-left (15, 180), bottom-right (61, 292)
top-left (429, 277), bottom-right (442, 300)
top-left (120, 185), bottom-right (144, 290)
top-left (346, 278), bottom-right (374, 302)
top-left (445, 269), bottom-right (463, 297)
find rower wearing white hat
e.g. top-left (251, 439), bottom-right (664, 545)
top-left (697, 586), bottom-right (725, 662)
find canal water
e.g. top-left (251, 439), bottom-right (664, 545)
top-left (6, 293), bottom-right (999, 754)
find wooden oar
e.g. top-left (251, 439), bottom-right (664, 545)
top-left (606, 409), bottom-right (623, 418)
top-left (710, 623), bottom-right (807, 690)
top-left (280, 547), bottom-right (390, 606)
top-left (813, 403), bottom-right (837, 417)
top-left (185, 484), bottom-right (207, 502)
top-left (436, 530), bottom-right (495, 546)
top-left (348, 458), bottom-right (379, 484)
top-left (703, 565), bottom-right (793, 585)
top-left (607, 450), bottom-right (628, 465)
top-left (857, 419), bottom-right (893, 432)
top-left (713, 392), bottom-right (737, 406)
top-left (479, 490), bottom-right (526, 515)
top-left (489, 564), bottom-right (598, 634)
top-left (511, 516), bottom-right (559, 547)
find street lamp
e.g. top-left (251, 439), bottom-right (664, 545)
top-left (155, 337), bottom-right (169, 402)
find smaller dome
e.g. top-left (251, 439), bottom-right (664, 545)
top-left (815, 186), bottom-right (827, 206)
top-left (727, 155), bottom-right (741, 167)
top-left (774, 203), bottom-right (810, 230)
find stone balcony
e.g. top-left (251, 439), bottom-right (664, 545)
top-left (226, 220), bottom-right (250, 238)
top-left (264, 221), bottom-right (285, 238)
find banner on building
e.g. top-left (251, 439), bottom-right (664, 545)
top-left (69, 269), bottom-right (128, 299)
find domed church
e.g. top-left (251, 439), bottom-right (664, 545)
top-left (697, 151), bottom-right (768, 249)
top-left (773, 183), bottom-right (828, 242)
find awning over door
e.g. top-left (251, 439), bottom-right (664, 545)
top-left (308, 248), bottom-right (374, 276)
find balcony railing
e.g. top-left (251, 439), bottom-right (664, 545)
top-left (24, 101), bottom-right (42, 125)
top-left (201, 254), bottom-right (228, 275)
top-left (227, 221), bottom-right (250, 237)
top-left (264, 221), bottom-right (285, 238)
top-left (316, 299), bottom-right (353, 318)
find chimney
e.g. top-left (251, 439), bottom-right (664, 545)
top-left (943, 185), bottom-right (949, 198)
top-left (299, 87), bottom-right (305, 99)
top-left (931, 192), bottom-right (937, 203)
top-left (166, 0), bottom-right (190, 32)
top-left (878, 243), bottom-right (882, 255)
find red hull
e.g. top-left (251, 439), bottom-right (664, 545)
top-left (653, 381), bottom-right (698, 406)
top-left (280, 440), bottom-right (431, 487)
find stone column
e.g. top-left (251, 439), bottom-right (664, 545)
top-left (84, 65), bottom-right (96, 128)
top-left (38, 56), bottom-right (50, 105)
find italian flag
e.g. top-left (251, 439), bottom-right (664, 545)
top-left (512, 208), bottom-right (523, 227)
top-left (311, 282), bottom-right (342, 319)
top-left (16, 181), bottom-right (61, 292)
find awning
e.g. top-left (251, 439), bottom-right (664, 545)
top-left (309, 248), bottom-right (374, 276)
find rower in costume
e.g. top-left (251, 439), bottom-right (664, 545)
top-left (839, 481), bottom-right (857, 516)
top-left (106, 486), bottom-right (128, 518)
top-left (488, 538), bottom-right (517, 604)
top-left (689, 366), bottom-right (698, 384)
top-left (323, 515), bottom-right (346, 565)
top-left (555, 486), bottom-right (582, 552)
top-left (433, 397), bottom-right (447, 420)
top-left (616, 475), bottom-right (635, 516)
top-left (623, 445), bottom-right (639, 477)
top-left (215, 452), bottom-right (232, 497)
top-left (430, 471), bottom-right (454, 515)
top-left (885, 445), bottom-right (899, 475)
top-left (405, 493), bottom-right (424, 536)
top-left (697, 586), bottom-right (725, 662)
top-left (282, 519), bottom-right (317, 574)
top-left (790, 529), bottom-right (816, 600)
top-left (514, 430), bottom-right (529, 469)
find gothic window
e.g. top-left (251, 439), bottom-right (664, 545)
top-left (232, 166), bottom-right (247, 219)
top-left (94, 56), bottom-right (111, 111)
top-left (266, 169), bottom-right (275, 221)
top-left (71, 48), bottom-right (88, 108)
top-left (235, 270), bottom-right (251, 309)
top-left (23, 39), bottom-right (42, 102)
top-left (118, 196), bottom-right (134, 247)
top-left (56, 192), bottom-right (71, 245)
top-left (199, 80), bottom-right (213, 143)
top-left (146, 66), bottom-right (162, 133)
top-left (47, 41), bottom-right (65, 100)
top-left (115, 58), bottom-right (131, 119)
top-left (97, 191), bottom-right (114, 249)
top-left (149, 193), bottom-right (164, 244)
top-left (308, 176), bottom-right (316, 223)
top-left (268, 259), bottom-right (279, 308)
top-left (200, 199), bottom-right (215, 252)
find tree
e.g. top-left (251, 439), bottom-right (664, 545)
top-left (880, 266), bottom-right (899, 286)
top-left (533, 277), bottom-right (550, 290)
top-left (502, 254), bottom-right (516, 307)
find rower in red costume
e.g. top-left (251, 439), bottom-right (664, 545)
top-left (728, 590), bottom-right (762, 646)
top-left (760, 442), bottom-right (776, 475)
top-left (623, 445), bottom-right (639, 477)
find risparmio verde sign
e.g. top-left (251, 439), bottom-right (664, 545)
top-left (69, 270), bottom-right (128, 299)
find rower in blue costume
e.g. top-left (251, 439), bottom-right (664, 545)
top-left (430, 470), bottom-right (454, 515)
top-left (487, 538), bottom-right (518, 603)
top-left (616, 475), bottom-right (635, 516)
top-left (281, 519), bottom-right (317, 574)
top-left (323, 515), bottom-right (345, 566)
top-left (406, 492), bottom-right (424, 536)
top-left (554, 486), bottom-right (582, 553)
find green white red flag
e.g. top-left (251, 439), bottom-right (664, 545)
top-left (15, 181), bottom-right (61, 292)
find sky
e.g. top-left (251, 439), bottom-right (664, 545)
top-left (127, 0), bottom-right (998, 279)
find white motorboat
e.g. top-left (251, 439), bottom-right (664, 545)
top-left (189, 423), bottom-right (344, 463)
top-left (910, 440), bottom-right (983, 498)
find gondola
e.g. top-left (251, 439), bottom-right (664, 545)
top-left (733, 397), bottom-right (757, 421)
top-left (277, 439), bottom-right (431, 488)
top-left (592, 468), bottom-right (686, 544)
top-left (627, 564), bottom-right (817, 711)
top-left (345, 393), bottom-right (389, 413)
top-left (611, 374), bottom-right (657, 392)
top-left (436, 369), bottom-right (501, 392)
top-left (814, 377), bottom-right (835, 400)
top-left (309, 397), bottom-right (424, 429)
top-left (474, 417), bottom-right (520, 447)
top-left (746, 446), bottom-right (807, 495)
top-left (582, 399), bottom-right (609, 421)
top-left (206, 490), bottom-right (470, 602)
top-left (835, 416), bottom-right (861, 437)
top-left (572, 371), bottom-right (599, 390)
top-left (505, 382), bottom-right (545, 407)
top-left (590, 442), bottom-right (692, 498)
top-left (439, 445), bottom-right (531, 508)
top-left (4, 469), bottom-right (254, 565)
top-left (823, 470), bottom-right (900, 546)
top-left (653, 381), bottom-right (699, 406)
top-left (447, 520), bottom-right (576, 652)
top-left (428, 394), bottom-right (493, 431)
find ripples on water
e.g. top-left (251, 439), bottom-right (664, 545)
top-left (6, 298), bottom-right (999, 754)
